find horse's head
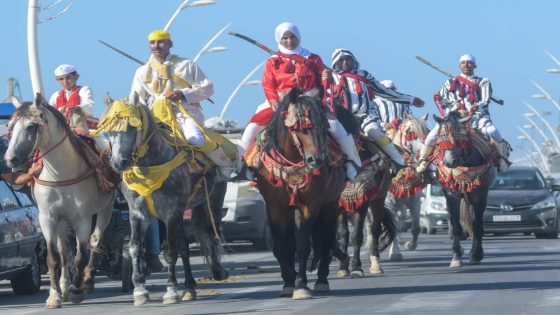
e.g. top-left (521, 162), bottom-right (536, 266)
top-left (266, 88), bottom-right (329, 170)
top-left (433, 111), bottom-right (474, 168)
top-left (394, 112), bottom-right (429, 162)
top-left (96, 93), bottom-right (148, 171)
top-left (5, 94), bottom-right (53, 168)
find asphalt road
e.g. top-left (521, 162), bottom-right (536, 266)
top-left (1, 233), bottom-right (560, 315)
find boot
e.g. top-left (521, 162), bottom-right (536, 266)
top-left (495, 140), bottom-right (511, 172)
top-left (416, 143), bottom-right (434, 173)
top-left (146, 253), bottom-right (164, 273)
top-left (207, 146), bottom-right (235, 178)
top-left (337, 133), bottom-right (362, 180)
top-left (379, 138), bottom-right (405, 175)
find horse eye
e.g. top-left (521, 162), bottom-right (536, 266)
top-left (25, 124), bottom-right (37, 133)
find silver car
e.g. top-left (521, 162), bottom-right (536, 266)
top-left (420, 183), bottom-right (449, 234)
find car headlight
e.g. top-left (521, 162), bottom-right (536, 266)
top-left (430, 201), bottom-right (446, 212)
top-left (531, 196), bottom-right (557, 210)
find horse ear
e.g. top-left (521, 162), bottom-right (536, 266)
top-left (433, 114), bottom-right (443, 124)
top-left (104, 92), bottom-right (113, 106)
top-left (34, 93), bottom-right (45, 107)
top-left (131, 92), bottom-right (139, 107)
top-left (10, 96), bottom-right (22, 108)
top-left (422, 112), bottom-right (429, 122)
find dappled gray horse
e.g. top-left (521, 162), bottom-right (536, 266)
top-left (5, 94), bottom-right (115, 308)
top-left (97, 96), bottom-right (227, 306)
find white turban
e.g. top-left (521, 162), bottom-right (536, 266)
top-left (459, 54), bottom-right (476, 65)
top-left (331, 48), bottom-right (360, 72)
top-left (273, 22), bottom-right (309, 56)
top-left (380, 80), bottom-right (396, 90)
top-left (54, 64), bottom-right (77, 76)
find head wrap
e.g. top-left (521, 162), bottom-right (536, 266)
top-left (148, 30), bottom-right (171, 41)
top-left (54, 64), bottom-right (77, 76)
top-left (380, 80), bottom-right (396, 90)
top-left (274, 22), bottom-right (310, 57)
top-left (459, 54), bottom-right (476, 65)
top-left (331, 48), bottom-right (360, 72)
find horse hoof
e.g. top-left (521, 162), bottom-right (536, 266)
top-left (68, 291), bottom-right (85, 304)
top-left (369, 256), bottom-right (384, 274)
top-left (337, 269), bottom-right (350, 278)
top-left (389, 253), bottom-right (403, 262)
top-left (83, 283), bottom-right (94, 295)
top-left (404, 241), bottom-right (417, 251)
top-left (280, 286), bottom-right (294, 297)
top-left (181, 289), bottom-right (197, 301)
top-left (292, 287), bottom-right (312, 300)
top-left (469, 257), bottom-right (482, 265)
top-left (450, 259), bottom-right (463, 268)
top-left (350, 269), bottom-right (365, 278)
top-left (60, 292), bottom-right (69, 302)
top-left (45, 295), bottom-right (62, 309)
top-left (212, 269), bottom-right (230, 281)
top-left (133, 288), bottom-right (150, 306)
top-left (313, 282), bottom-right (330, 293)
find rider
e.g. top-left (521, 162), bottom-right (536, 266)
top-left (416, 54), bottom-right (510, 173)
top-left (48, 64), bottom-right (94, 120)
top-left (327, 48), bottom-right (425, 171)
top-left (0, 137), bottom-right (37, 186)
top-left (374, 80), bottom-right (417, 125)
top-left (240, 22), bottom-right (361, 179)
top-left (129, 30), bottom-right (234, 176)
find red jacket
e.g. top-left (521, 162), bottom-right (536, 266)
top-left (262, 52), bottom-right (325, 105)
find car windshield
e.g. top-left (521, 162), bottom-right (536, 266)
top-left (490, 169), bottom-right (547, 190)
top-left (431, 183), bottom-right (445, 196)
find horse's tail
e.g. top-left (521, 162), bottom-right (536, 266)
top-left (460, 199), bottom-right (474, 239)
top-left (377, 206), bottom-right (399, 252)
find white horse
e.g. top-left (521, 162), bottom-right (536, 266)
top-left (5, 94), bottom-right (115, 308)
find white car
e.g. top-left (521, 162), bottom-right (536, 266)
top-left (419, 183), bottom-right (449, 234)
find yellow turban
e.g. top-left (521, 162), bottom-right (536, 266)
top-left (148, 30), bottom-right (171, 41)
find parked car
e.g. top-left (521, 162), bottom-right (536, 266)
top-left (0, 179), bottom-right (45, 295)
top-left (221, 181), bottom-right (271, 251)
top-left (420, 183), bottom-right (449, 234)
top-left (483, 166), bottom-right (560, 239)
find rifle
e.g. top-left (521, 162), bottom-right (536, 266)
top-left (416, 56), bottom-right (504, 105)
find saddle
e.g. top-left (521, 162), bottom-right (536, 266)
top-left (338, 136), bottom-right (392, 212)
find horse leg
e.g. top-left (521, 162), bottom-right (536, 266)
top-left (129, 213), bottom-right (151, 306)
top-left (269, 206), bottom-right (296, 297)
top-left (56, 222), bottom-right (71, 302)
top-left (41, 217), bottom-right (62, 309)
top-left (404, 195), bottom-right (421, 251)
top-left (385, 194), bottom-right (403, 261)
top-left (192, 201), bottom-right (228, 281)
top-left (469, 196), bottom-right (486, 265)
top-left (348, 206), bottom-right (366, 278)
top-left (67, 217), bottom-right (92, 304)
top-left (83, 203), bottom-right (112, 294)
top-left (162, 216), bottom-right (183, 304)
top-left (446, 196), bottom-right (464, 268)
top-left (369, 199), bottom-right (385, 274)
top-left (293, 208), bottom-right (315, 300)
top-left (314, 202), bottom-right (338, 293)
top-left (336, 211), bottom-right (350, 278)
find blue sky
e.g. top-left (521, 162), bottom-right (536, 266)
top-left (1, 0), bottom-right (560, 163)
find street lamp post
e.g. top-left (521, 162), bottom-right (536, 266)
top-left (219, 61), bottom-right (266, 121)
top-left (517, 126), bottom-right (550, 172)
top-left (523, 101), bottom-right (560, 149)
top-left (164, 0), bottom-right (216, 31)
top-left (545, 50), bottom-right (560, 73)
top-left (531, 81), bottom-right (560, 111)
top-left (192, 23), bottom-right (231, 63)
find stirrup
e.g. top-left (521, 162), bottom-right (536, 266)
top-left (229, 164), bottom-right (253, 182)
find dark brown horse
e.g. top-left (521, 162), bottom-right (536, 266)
top-left (432, 111), bottom-right (496, 267)
top-left (248, 88), bottom-right (346, 300)
top-left (336, 138), bottom-right (398, 278)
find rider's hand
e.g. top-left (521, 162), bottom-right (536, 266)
top-left (165, 90), bottom-right (186, 102)
top-left (321, 69), bottom-right (332, 82)
top-left (270, 101), bottom-right (279, 111)
top-left (412, 97), bottom-right (425, 107)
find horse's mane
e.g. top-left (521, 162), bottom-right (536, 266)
top-left (406, 116), bottom-right (429, 138)
top-left (264, 88), bottom-right (329, 153)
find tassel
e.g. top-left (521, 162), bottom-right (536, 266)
top-left (289, 190), bottom-right (298, 206)
top-left (312, 168), bottom-right (321, 176)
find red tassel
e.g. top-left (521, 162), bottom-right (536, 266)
top-left (289, 191), bottom-right (298, 206)
top-left (312, 168), bottom-right (321, 176)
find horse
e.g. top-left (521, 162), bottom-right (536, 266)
top-left (4, 94), bottom-right (115, 308)
top-left (383, 113), bottom-right (430, 261)
top-left (431, 110), bottom-right (496, 267)
top-left (245, 88), bottom-right (346, 300)
top-left (97, 95), bottom-right (228, 306)
top-left (335, 134), bottom-right (398, 278)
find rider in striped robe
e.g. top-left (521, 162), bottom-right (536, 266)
top-left (416, 54), bottom-right (510, 173)
top-left (328, 48), bottom-right (425, 170)
top-left (374, 80), bottom-right (415, 125)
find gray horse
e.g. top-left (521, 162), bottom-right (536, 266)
top-left (5, 94), bottom-right (115, 308)
top-left (98, 96), bottom-right (227, 306)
